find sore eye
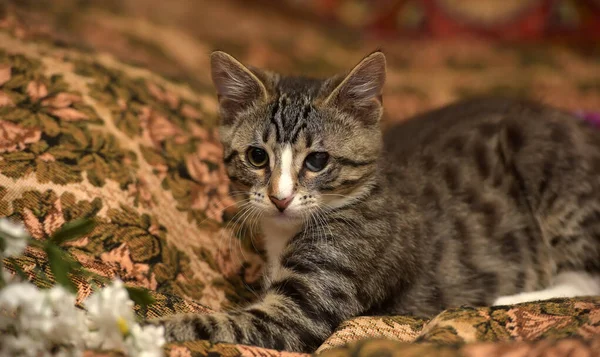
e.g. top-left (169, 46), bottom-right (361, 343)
top-left (246, 147), bottom-right (269, 168)
top-left (304, 152), bottom-right (329, 172)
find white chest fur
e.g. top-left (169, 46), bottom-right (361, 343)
top-left (260, 218), bottom-right (302, 288)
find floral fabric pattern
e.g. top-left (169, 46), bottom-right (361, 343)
top-left (0, 14), bottom-right (263, 314)
top-left (1, 1), bottom-right (600, 356)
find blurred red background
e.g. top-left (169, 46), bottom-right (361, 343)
top-left (2, 0), bottom-right (599, 127)
top-left (266, 0), bottom-right (600, 41)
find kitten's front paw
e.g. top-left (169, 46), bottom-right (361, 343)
top-left (145, 314), bottom-right (212, 343)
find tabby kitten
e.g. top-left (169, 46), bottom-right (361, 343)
top-left (151, 51), bottom-right (600, 352)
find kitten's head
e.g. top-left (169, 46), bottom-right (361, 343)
top-left (210, 51), bottom-right (385, 222)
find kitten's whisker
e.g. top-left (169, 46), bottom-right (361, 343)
top-left (218, 202), bottom-right (253, 264)
top-left (228, 190), bottom-right (251, 195)
top-left (248, 208), bottom-right (263, 254)
top-left (307, 208), bottom-right (326, 249)
top-left (231, 205), bottom-right (257, 263)
top-left (218, 213), bottom-right (250, 268)
top-left (314, 207), bottom-right (334, 248)
top-left (239, 207), bottom-right (259, 262)
top-left (218, 203), bottom-right (264, 306)
top-left (195, 197), bottom-right (252, 230)
top-left (243, 206), bottom-right (263, 260)
top-left (313, 204), bottom-right (336, 248)
top-left (239, 208), bottom-right (265, 302)
top-left (299, 210), bottom-right (316, 252)
top-left (218, 201), bottom-right (251, 248)
top-left (229, 205), bottom-right (252, 263)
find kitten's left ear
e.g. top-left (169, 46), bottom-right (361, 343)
top-left (210, 51), bottom-right (269, 125)
top-left (324, 51), bottom-right (386, 124)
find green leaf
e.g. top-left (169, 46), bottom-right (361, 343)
top-left (72, 265), bottom-right (110, 285)
top-left (49, 218), bottom-right (96, 245)
top-left (44, 244), bottom-right (77, 293)
top-left (32, 266), bottom-right (50, 283)
top-left (27, 239), bottom-right (45, 249)
top-left (125, 286), bottom-right (155, 308)
top-left (36, 161), bottom-right (82, 185)
top-left (38, 113), bottom-right (61, 137)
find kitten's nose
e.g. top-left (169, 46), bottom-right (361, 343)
top-left (269, 195), bottom-right (294, 212)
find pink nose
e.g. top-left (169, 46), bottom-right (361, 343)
top-left (269, 195), bottom-right (294, 212)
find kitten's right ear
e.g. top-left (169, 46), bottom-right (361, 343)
top-left (323, 51), bottom-right (386, 125)
top-left (210, 51), bottom-right (268, 125)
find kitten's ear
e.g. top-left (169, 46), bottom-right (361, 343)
top-left (210, 51), bottom-right (269, 125)
top-left (324, 51), bottom-right (386, 124)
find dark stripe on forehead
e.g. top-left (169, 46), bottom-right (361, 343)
top-left (287, 97), bottom-right (313, 143)
top-left (288, 103), bottom-right (312, 144)
top-left (280, 98), bottom-right (302, 142)
top-left (290, 122), bottom-right (307, 144)
top-left (262, 123), bottom-right (271, 142)
top-left (267, 93), bottom-right (315, 144)
top-left (282, 101), bottom-right (299, 134)
top-left (270, 99), bottom-right (283, 142)
top-left (301, 104), bottom-right (311, 120)
top-left (305, 131), bottom-right (313, 147)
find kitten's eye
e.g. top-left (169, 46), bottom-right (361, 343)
top-left (246, 147), bottom-right (269, 168)
top-left (304, 152), bottom-right (329, 172)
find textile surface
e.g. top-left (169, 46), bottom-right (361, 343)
top-left (1, 1), bottom-right (600, 356)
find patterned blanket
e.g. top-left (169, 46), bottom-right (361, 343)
top-left (1, 1), bottom-right (600, 356)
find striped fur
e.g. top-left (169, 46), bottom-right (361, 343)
top-left (149, 52), bottom-right (600, 352)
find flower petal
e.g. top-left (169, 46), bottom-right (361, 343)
top-left (181, 104), bottom-right (202, 120)
top-left (0, 65), bottom-right (11, 86)
top-left (42, 198), bottom-right (65, 237)
top-left (41, 92), bottom-right (82, 108)
top-left (0, 120), bottom-right (42, 153)
top-left (49, 107), bottom-right (89, 121)
top-left (21, 208), bottom-right (45, 240)
top-left (26, 80), bottom-right (48, 101)
top-left (0, 91), bottom-right (14, 107)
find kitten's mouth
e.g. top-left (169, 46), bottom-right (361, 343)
top-left (270, 210), bottom-right (299, 221)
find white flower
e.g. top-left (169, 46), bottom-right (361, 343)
top-left (83, 279), bottom-right (165, 356)
top-left (0, 281), bottom-right (85, 357)
top-left (44, 285), bottom-right (87, 350)
top-left (84, 279), bottom-right (136, 351)
top-left (0, 280), bottom-right (40, 308)
top-left (0, 280), bottom-right (51, 334)
top-left (1, 267), bottom-right (15, 284)
top-left (0, 275), bottom-right (164, 357)
top-left (125, 323), bottom-right (165, 357)
top-left (0, 218), bottom-right (30, 257)
top-left (0, 334), bottom-right (47, 357)
top-left (0, 218), bottom-right (29, 239)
